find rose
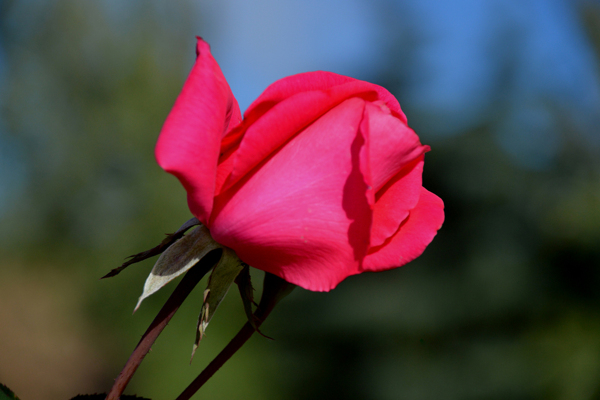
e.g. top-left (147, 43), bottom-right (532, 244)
top-left (155, 38), bottom-right (444, 292)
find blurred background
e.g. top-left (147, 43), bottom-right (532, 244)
top-left (1, 0), bottom-right (600, 399)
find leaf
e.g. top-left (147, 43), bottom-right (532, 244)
top-left (102, 217), bottom-right (200, 278)
top-left (0, 383), bottom-right (20, 400)
top-left (134, 224), bottom-right (222, 312)
top-left (192, 248), bottom-right (245, 360)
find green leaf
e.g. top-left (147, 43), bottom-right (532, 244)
top-left (0, 383), bottom-right (20, 400)
top-left (192, 248), bottom-right (245, 359)
top-left (134, 224), bottom-right (222, 312)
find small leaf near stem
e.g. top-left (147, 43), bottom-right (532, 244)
top-left (105, 250), bottom-right (221, 400)
top-left (176, 272), bottom-right (296, 400)
top-left (102, 217), bottom-right (200, 279)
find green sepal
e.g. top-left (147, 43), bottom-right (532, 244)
top-left (102, 217), bottom-right (200, 278)
top-left (134, 224), bottom-right (221, 312)
top-left (235, 265), bottom-right (272, 340)
top-left (192, 248), bottom-right (245, 360)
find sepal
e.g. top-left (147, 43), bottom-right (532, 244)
top-left (192, 248), bottom-right (245, 359)
top-left (135, 224), bottom-right (222, 312)
top-left (102, 217), bottom-right (200, 278)
top-left (236, 265), bottom-right (272, 339)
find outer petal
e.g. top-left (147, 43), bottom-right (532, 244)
top-left (364, 102), bottom-right (426, 191)
top-left (218, 74), bottom-right (410, 194)
top-left (370, 156), bottom-right (424, 247)
top-left (220, 81), bottom-right (376, 193)
top-left (155, 37), bottom-right (241, 224)
top-left (210, 98), bottom-right (371, 292)
top-left (214, 72), bottom-right (355, 160)
top-left (362, 101), bottom-right (428, 246)
top-left (364, 188), bottom-right (444, 271)
top-left (243, 71), bottom-right (406, 127)
top-left (245, 71), bottom-right (354, 111)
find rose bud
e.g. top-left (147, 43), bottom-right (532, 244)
top-left (155, 38), bottom-right (444, 292)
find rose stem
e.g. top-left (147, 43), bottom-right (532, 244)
top-left (106, 250), bottom-right (221, 400)
top-left (175, 273), bottom-right (295, 400)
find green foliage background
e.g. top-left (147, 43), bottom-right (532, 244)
top-left (1, 1), bottom-right (600, 399)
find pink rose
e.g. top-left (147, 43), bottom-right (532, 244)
top-left (156, 38), bottom-right (444, 292)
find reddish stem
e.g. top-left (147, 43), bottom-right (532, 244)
top-left (106, 250), bottom-right (220, 400)
top-left (175, 273), bottom-right (295, 400)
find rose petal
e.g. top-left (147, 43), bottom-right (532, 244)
top-left (244, 71), bottom-right (406, 123)
top-left (210, 98), bottom-right (371, 291)
top-left (370, 156), bottom-right (424, 247)
top-left (360, 101), bottom-right (428, 247)
top-left (155, 37), bottom-right (242, 224)
top-left (244, 71), bottom-right (354, 119)
top-left (364, 102), bottom-right (426, 191)
top-left (364, 188), bottom-right (444, 271)
top-left (220, 78), bottom-right (407, 194)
